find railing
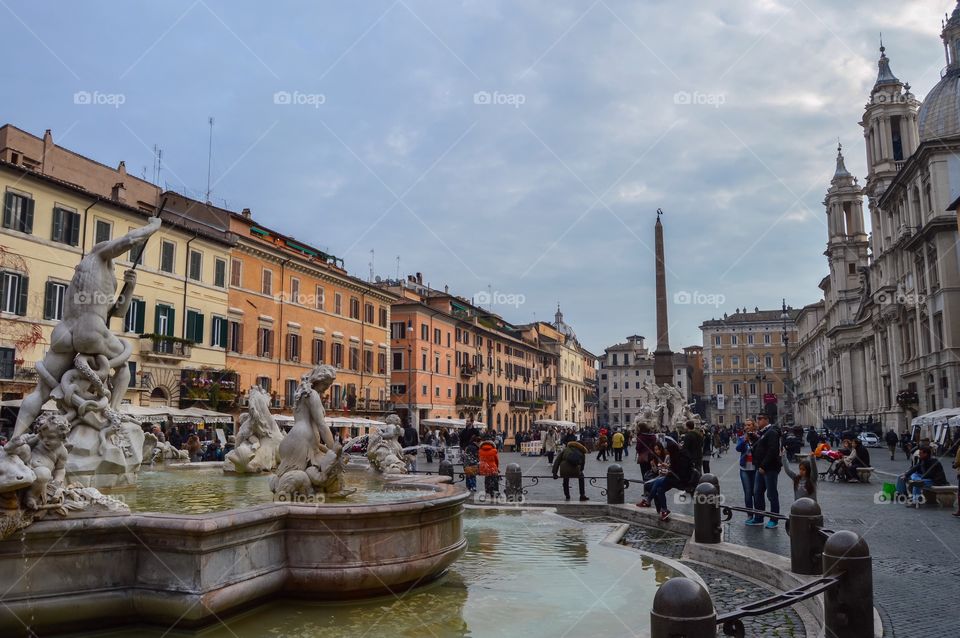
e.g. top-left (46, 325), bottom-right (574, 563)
top-left (459, 364), bottom-right (477, 378)
top-left (716, 575), bottom-right (842, 636)
top-left (456, 396), bottom-right (483, 407)
top-left (140, 335), bottom-right (192, 359)
top-left (13, 365), bottom-right (37, 380)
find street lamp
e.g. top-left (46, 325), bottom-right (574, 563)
top-left (781, 298), bottom-right (792, 427)
top-left (407, 343), bottom-right (413, 427)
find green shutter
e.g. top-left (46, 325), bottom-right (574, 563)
top-left (218, 317), bottom-right (227, 347)
top-left (17, 276), bottom-right (28, 316)
top-left (51, 208), bottom-right (63, 243)
top-left (194, 313), bottom-right (204, 344)
top-left (43, 281), bottom-right (55, 320)
top-left (2, 193), bottom-right (11, 229)
top-left (23, 198), bottom-right (34, 234)
top-left (166, 307), bottom-right (175, 337)
top-left (154, 304), bottom-right (162, 335)
top-left (0, 273), bottom-right (6, 312)
top-left (69, 212), bottom-right (80, 246)
top-left (185, 311), bottom-right (195, 342)
top-left (135, 300), bottom-right (145, 334)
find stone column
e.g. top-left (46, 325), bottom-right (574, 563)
top-left (840, 349), bottom-right (854, 414)
top-left (653, 215), bottom-right (673, 386)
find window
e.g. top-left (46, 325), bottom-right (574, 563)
top-left (731, 356), bottom-right (739, 368)
top-left (214, 258), bottom-right (226, 288)
top-left (188, 250), bottom-right (202, 281)
top-left (378, 352), bottom-right (387, 375)
top-left (393, 351), bottom-right (404, 370)
top-left (154, 303), bottom-right (175, 337)
top-left (714, 336), bottom-right (721, 346)
top-left (747, 334), bottom-right (754, 344)
top-left (0, 272), bottom-right (28, 315)
top-left (315, 285), bottom-right (325, 310)
top-left (160, 241), bottom-right (176, 274)
top-left (94, 219), bottom-right (112, 244)
top-left (51, 207), bottom-right (80, 246)
top-left (364, 349), bottom-right (373, 373)
top-left (378, 306), bottom-right (388, 327)
top-left (285, 379), bottom-right (298, 408)
top-left (257, 327), bottom-right (275, 358)
top-left (421, 323), bottom-right (429, 340)
top-left (124, 299), bottom-right (146, 333)
top-left (422, 384), bottom-right (428, 396)
top-left (731, 335), bottom-right (738, 345)
top-left (312, 338), bottom-right (326, 364)
top-left (764, 334), bottom-right (771, 344)
top-left (332, 342), bottom-right (344, 367)
top-left (290, 277), bottom-right (300, 304)
top-left (434, 328), bottom-right (441, 345)
top-left (261, 268), bottom-right (273, 296)
top-left (766, 382), bottom-right (774, 394)
top-left (127, 227), bottom-right (143, 264)
top-left (391, 321), bottom-right (406, 339)
top-left (230, 258), bottom-right (242, 287)
top-left (714, 356), bottom-right (722, 369)
top-left (0, 347), bottom-right (14, 379)
top-left (765, 354), bottom-right (773, 368)
top-left (716, 383), bottom-right (724, 395)
top-left (349, 346), bottom-right (360, 370)
top-left (256, 376), bottom-right (272, 393)
top-left (2, 191), bottom-right (34, 234)
top-left (286, 333), bottom-right (301, 362)
top-left (43, 281), bottom-right (67, 321)
top-left (334, 293), bottom-right (342, 315)
top-left (749, 382), bottom-right (757, 395)
top-left (391, 384), bottom-right (407, 396)
top-left (364, 303), bottom-right (374, 323)
top-left (211, 316), bottom-right (227, 347)
top-left (185, 310), bottom-right (205, 343)
top-left (732, 383), bottom-right (741, 396)
top-left (349, 297), bottom-right (360, 319)
top-left (227, 320), bottom-right (243, 353)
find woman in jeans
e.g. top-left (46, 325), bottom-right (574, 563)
top-left (735, 420), bottom-right (758, 523)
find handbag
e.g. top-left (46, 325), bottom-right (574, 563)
top-left (464, 465), bottom-right (478, 477)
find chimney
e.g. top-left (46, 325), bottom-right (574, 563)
top-left (416, 272), bottom-right (423, 284)
top-left (118, 160), bottom-right (127, 179)
top-left (42, 129), bottom-right (53, 174)
top-left (241, 207), bottom-right (252, 219)
top-left (444, 284), bottom-right (449, 293)
top-left (111, 182), bottom-right (127, 203)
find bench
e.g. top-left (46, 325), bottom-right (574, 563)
top-left (907, 482), bottom-right (958, 508)
top-left (855, 467), bottom-right (874, 483)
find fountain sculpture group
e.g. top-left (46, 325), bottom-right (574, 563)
top-left (632, 379), bottom-right (703, 433)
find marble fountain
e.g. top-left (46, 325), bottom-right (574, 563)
top-left (0, 220), bottom-right (681, 637)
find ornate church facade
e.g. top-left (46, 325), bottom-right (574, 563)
top-left (794, 5), bottom-right (960, 430)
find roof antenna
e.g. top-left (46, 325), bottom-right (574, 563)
top-left (205, 116), bottom-right (214, 203)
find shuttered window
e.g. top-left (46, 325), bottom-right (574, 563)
top-left (51, 208), bottom-right (80, 246)
top-left (43, 281), bottom-right (67, 320)
top-left (0, 272), bottom-right (28, 315)
top-left (2, 192), bottom-right (34, 234)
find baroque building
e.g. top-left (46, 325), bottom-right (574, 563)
top-left (794, 6), bottom-right (960, 429)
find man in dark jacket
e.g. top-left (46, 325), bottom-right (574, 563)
top-left (459, 416), bottom-right (479, 450)
top-left (884, 429), bottom-right (899, 460)
top-left (897, 446), bottom-right (949, 505)
top-left (806, 426), bottom-right (819, 452)
top-left (749, 414), bottom-right (782, 528)
top-left (403, 421), bottom-right (420, 472)
top-left (552, 440), bottom-right (589, 501)
top-left (681, 421), bottom-right (703, 470)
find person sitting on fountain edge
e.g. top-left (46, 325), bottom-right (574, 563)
top-left (896, 445), bottom-right (948, 506)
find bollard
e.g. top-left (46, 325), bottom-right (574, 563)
top-left (606, 464), bottom-right (628, 504)
top-left (788, 497), bottom-right (824, 575)
top-left (693, 482), bottom-right (722, 544)
top-left (505, 463), bottom-right (523, 502)
top-left (439, 459), bottom-right (454, 482)
top-left (822, 530), bottom-right (873, 638)
top-left (650, 576), bottom-right (717, 638)
top-left (698, 473), bottom-right (720, 493)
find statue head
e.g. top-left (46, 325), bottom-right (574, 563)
top-left (35, 413), bottom-right (70, 450)
top-left (301, 365), bottom-right (337, 393)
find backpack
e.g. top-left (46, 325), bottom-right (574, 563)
top-left (565, 445), bottom-right (585, 467)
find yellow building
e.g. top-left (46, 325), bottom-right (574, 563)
top-left (0, 127), bottom-right (237, 410)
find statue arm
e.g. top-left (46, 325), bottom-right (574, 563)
top-left (92, 216), bottom-right (162, 260)
top-left (307, 392), bottom-right (335, 449)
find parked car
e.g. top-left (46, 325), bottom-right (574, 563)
top-left (857, 432), bottom-right (881, 448)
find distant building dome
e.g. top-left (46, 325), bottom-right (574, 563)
top-left (918, 69), bottom-right (960, 142)
top-left (554, 304), bottom-right (578, 343)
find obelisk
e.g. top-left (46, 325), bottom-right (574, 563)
top-left (653, 211), bottom-right (674, 387)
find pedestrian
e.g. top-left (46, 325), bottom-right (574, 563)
top-left (900, 431), bottom-right (913, 458)
top-left (478, 436), bottom-right (500, 499)
top-left (681, 420), bottom-right (703, 472)
top-left (640, 438), bottom-right (692, 522)
top-left (596, 431), bottom-right (608, 462)
top-left (782, 451), bottom-right (816, 502)
top-left (884, 429), bottom-right (899, 461)
top-left (460, 416), bottom-right (479, 449)
top-left (552, 438), bottom-right (589, 501)
top-left (424, 431), bottom-right (435, 464)
top-left (736, 420), bottom-right (758, 521)
top-left (168, 427), bottom-right (183, 450)
top-left (463, 436), bottom-right (480, 493)
top-left (623, 429), bottom-right (631, 459)
top-left (750, 413), bottom-right (782, 529)
top-left (202, 438), bottom-right (223, 462)
top-left (896, 445), bottom-right (948, 506)
top-left (403, 420), bottom-right (420, 472)
top-left (701, 427), bottom-right (713, 474)
top-left (185, 434), bottom-right (202, 462)
top-left (953, 444), bottom-right (960, 517)
top-left (543, 427), bottom-right (557, 464)
top-left (612, 429), bottom-right (624, 462)
top-left (806, 426), bottom-right (819, 452)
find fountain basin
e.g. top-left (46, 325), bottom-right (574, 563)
top-left (0, 475), bottom-right (467, 635)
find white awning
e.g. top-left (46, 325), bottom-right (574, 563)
top-left (534, 419), bottom-right (581, 430)
top-left (420, 418), bottom-right (486, 430)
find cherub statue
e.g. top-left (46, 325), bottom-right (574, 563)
top-left (4, 414), bottom-right (70, 510)
top-left (224, 385), bottom-right (283, 473)
top-left (366, 415), bottom-right (408, 475)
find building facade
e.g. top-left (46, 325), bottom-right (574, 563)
top-left (700, 308), bottom-right (799, 427)
top-left (598, 335), bottom-right (693, 428)
top-left (0, 128), bottom-right (236, 411)
top-left (793, 8), bottom-right (960, 430)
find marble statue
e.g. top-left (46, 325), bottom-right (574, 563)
top-left (151, 441), bottom-right (190, 463)
top-left (366, 415), bottom-right (408, 475)
top-left (13, 218), bottom-right (162, 487)
top-left (224, 386), bottom-right (284, 473)
top-left (270, 365), bottom-right (355, 501)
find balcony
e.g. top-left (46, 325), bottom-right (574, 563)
top-left (459, 364), bottom-right (478, 378)
top-left (509, 400), bottom-right (536, 411)
top-left (140, 335), bottom-right (192, 361)
top-left (456, 395), bottom-right (483, 407)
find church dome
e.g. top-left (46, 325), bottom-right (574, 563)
top-left (918, 69), bottom-right (960, 142)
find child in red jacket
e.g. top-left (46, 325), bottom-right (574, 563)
top-left (478, 437), bottom-right (500, 498)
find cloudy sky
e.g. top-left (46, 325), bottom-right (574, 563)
top-left (1, 0), bottom-right (953, 354)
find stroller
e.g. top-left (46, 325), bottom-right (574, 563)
top-left (818, 450), bottom-right (846, 482)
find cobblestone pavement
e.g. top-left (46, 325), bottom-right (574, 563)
top-left (424, 445), bottom-right (960, 637)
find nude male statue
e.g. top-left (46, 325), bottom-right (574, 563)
top-left (13, 217), bottom-right (162, 438)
